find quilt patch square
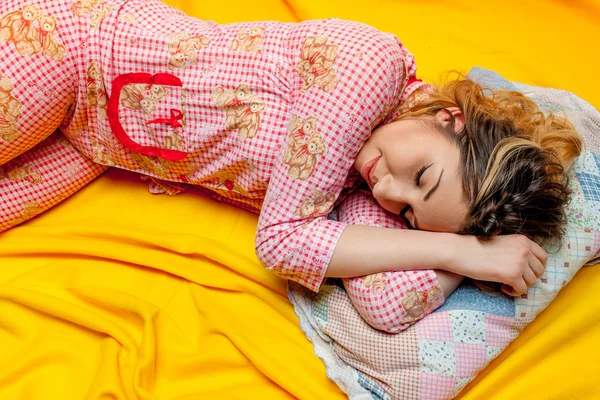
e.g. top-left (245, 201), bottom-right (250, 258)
top-left (419, 340), bottom-right (456, 376)
top-left (485, 345), bottom-right (505, 362)
top-left (455, 343), bottom-right (487, 378)
top-left (484, 314), bottom-right (515, 347)
top-left (576, 172), bottom-right (600, 202)
top-left (418, 372), bottom-right (455, 400)
top-left (417, 312), bottom-right (452, 341)
top-left (450, 311), bottom-right (486, 344)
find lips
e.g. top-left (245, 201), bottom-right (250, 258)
top-left (361, 155), bottom-right (381, 187)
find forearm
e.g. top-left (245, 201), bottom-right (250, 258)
top-left (327, 224), bottom-right (464, 277)
top-left (433, 269), bottom-right (465, 298)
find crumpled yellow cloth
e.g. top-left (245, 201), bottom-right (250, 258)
top-left (0, 169), bottom-right (345, 399)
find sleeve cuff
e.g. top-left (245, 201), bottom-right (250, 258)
top-left (259, 218), bottom-right (348, 293)
top-left (293, 219), bottom-right (348, 292)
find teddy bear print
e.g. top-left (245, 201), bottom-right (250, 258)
top-left (370, 103), bottom-right (391, 131)
top-left (212, 83), bottom-right (266, 140)
top-left (10, 201), bottom-right (41, 226)
top-left (86, 61), bottom-right (108, 119)
top-left (360, 273), bottom-right (387, 294)
top-left (233, 102), bottom-right (266, 140)
top-left (129, 152), bottom-right (172, 177)
top-left (91, 143), bottom-right (114, 167)
top-left (90, 134), bottom-right (118, 166)
top-left (163, 132), bottom-right (185, 151)
top-left (118, 13), bottom-right (138, 26)
top-left (71, 0), bottom-right (100, 16)
top-left (0, 4), bottom-right (67, 61)
top-left (36, 15), bottom-right (66, 62)
top-left (194, 159), bottom-right (259, 198)
top-left (287, 114), bottom-right (317, 143)
top-left (0, 75), bottom-right (22, 143)
top-left (0, 157), bottom-right (42, 184)
top-left (91, 3), bottom-right (113, 29)
top-left (0, 4), bottom-right (43, 57)
top-left (295, 189), bottom-right (336, 218)
top-left (140, 174), bottom-right (187, 196)
top-left (1, 4), bottom-right (66, 61)
top-left (212, 84), bottom-right (251, 128)
top-left (167, 32), bottom-right (211, 70)
top-left (120, 83), bottom-right (169, 114)
top-left (229, 26), bottom-right (264, 53)
top-left (297, 35), bottom-right (339, 92)
top-left (388, 86), bottom-right (432, 123)
top-left (400, 286), bottom-right (445, 322)
top-left (210, 170), bottom-right (251, 197)
top-left (71, 0), bottom-right (114, 30)
top-left (282, 115), bottom-right (326, 180)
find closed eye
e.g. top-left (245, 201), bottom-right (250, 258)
top-left (414, 163), bottom-right (433, 186)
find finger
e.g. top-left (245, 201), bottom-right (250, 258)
top-left (522, 267), bottom-right (537, 287)
top-left (501, 284), bottom-right (520, 297)
top-left (512, 279), bottom-right (528, 296)
top-left (501, 284), bottom-right (514, 296)
top-left (528, 252), bottom-right (546, 279)
top-left (528, 240), bottom-right (548, 266)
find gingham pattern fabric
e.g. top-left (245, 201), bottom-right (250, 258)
top-left (0, 131), bottom-right (107, 231)
top-left (0, 0), bottom-right (83, 166)
top-left (338, 190), bottom-right (446, 333)
top-left (289, 68), bottom-right (600, 400)
top-left (0, 0), bottom-right (428, 292)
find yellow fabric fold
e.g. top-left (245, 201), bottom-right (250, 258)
top-left (0, 170), bottom-right (345, 399)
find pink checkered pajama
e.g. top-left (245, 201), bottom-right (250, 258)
top-left (0, 0), bottom-right (445, 332)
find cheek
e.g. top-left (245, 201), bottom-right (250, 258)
top-left (419, 202), bottom-right (465, 233)
top-left (420, 218), bottom-right (456, 233)
top-left (374, 198), bottom-right (397, 215)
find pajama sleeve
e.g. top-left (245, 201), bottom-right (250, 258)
top-left (255, 19), bottom-right (419, 292)
top-left (0, 131), bottom-right (107, 232)
top-left (337, 190), bottom-right (446, 333)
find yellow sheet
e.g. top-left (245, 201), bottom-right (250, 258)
top-left (0, 169), bottom-right (344, 399)
top-left (1, 1), bottom-right (599, 399)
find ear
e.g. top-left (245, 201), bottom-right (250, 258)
top-left (434, 107), bottom-right (465, 134)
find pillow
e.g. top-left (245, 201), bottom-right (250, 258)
top-left (289, 67), bottom-right (600, 400)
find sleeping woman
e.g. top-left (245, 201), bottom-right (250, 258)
top-left (0, 0), bottom-right (582, 333)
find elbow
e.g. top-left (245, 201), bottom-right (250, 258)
top-left (375, 288), bottom-right (446, 333)
top-left (349, 290), bottom-right (421, 333)
top-left (347, 280), bottom-right (440, 333)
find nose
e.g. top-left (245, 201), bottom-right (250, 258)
top-left (372, 174), bottom-right (410, 206)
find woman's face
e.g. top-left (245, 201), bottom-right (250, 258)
top-left (354, 109), bottom-right (469, 232)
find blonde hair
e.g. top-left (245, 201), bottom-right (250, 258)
top-left (395, 73), bottom-right (583, 293)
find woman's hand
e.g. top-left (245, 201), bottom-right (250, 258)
top-left (449, 234), bottom-right (547, 296)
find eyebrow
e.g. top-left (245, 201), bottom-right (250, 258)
top-left (423, 169), bottom-right (444, 202)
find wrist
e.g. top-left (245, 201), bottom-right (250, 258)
top-left (440, 233), bottom-right (474, 274)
